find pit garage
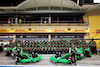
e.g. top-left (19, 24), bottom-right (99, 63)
top-left (0, 0), bottom-right (100, 66)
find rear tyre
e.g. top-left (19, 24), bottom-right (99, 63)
top-left (72, 56), bottom-right (76, 63)
top-left (87, 52), bottom-right (92, 57)
top-left (0, 46), bottom-right (3, 52)
top-left (15, 62), bottom-right (17, 65)
top-left (5, 51), bottom-right (10, 56)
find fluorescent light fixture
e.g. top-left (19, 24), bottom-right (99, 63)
top-left (48, 28), bottom-right (51, 30)
top-left (9, 28), bottom-right (13, 30)
top-left (94, 0), bottom-right (100, 3)
top-left (86, 28), bottom-right (90, 30)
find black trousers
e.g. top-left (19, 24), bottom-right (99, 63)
top-left (93, 46), bottom-right (97, 54)
top-left (91, 46), bottom-right (97, 54)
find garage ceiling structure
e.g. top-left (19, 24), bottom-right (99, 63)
top-left (0, 0), bottom-right (100, 12)
top-left (0, 0), bottom-right (25, 6)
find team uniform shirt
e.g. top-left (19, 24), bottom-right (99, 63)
top-left (83, 41), bottom-right (86, 43)
top-left (32, 46), bottom-right (35, 51)
top-left (67, 43), bottom-right (70, 46)
top-left (54, 46), bottom-right (57, 51)
top-left (57, 41), bottom-right (60, 44)
top-left (56, 46), bottom-right (59, 51)
top-left (51, 46), bottom-right (54, 51)
top-left (81, 43), bottom-right (84, 46)
top-left (8, 19), bottom-right (11, 24)
top-left (89, 43), bottom-right (92, 46)
top-left (60, 41), bottom-right (63, 44)
top-left (94, 44), bottom-right (96, 47)
top-left (91, 43), bottom-right (94, 46)
top-left (47, 46), bottom-right (50, 51)
top-left (43, 46), bottom-right (45, 51)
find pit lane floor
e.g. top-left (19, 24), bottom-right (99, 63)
top-left (0, 52), bottom-right (100, 66)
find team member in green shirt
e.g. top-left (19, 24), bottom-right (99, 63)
top-left (19, 19), bottom-right (22, 24)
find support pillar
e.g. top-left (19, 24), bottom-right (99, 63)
top-left (15, 18), bottom-right (18, 24)
top-left (48, 34), bottom-right (51, 41)
top-left (84, 33), bottom-right (90, 43)
top-left (13, 35), bottom-right (16, 42)
top-left (15, 15), bottom-right (18, 24)
top-left (49, 14), bottom-right (51, 24)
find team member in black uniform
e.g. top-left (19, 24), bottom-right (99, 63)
top-left (14, 43), bottom-right (23, 62)
top-left (93, 41), bottom-right (97, 54)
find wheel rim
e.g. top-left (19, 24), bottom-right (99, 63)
top-left (72, 56), bottom-right (75, 63)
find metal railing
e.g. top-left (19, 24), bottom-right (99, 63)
top-left (0, 21), bottom-right (88, 26)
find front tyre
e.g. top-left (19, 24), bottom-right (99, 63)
top-left (5, 51), bottom-right (10, 56)
top-left (87, 52), bottom-right (92, 57)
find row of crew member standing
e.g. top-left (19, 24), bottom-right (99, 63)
top-left (7, 39), bottom-right (97, 54)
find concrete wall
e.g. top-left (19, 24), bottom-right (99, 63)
top-left (0, 26), bottom-right (89, 29)
top-left (84, 10), bottom-right (100, 16)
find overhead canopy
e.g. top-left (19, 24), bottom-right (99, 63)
top-left (0, 0), bottom-right (99, 12)
top-left (18, 0), bottom-right (82, 11)
top-left (0, 0), bottom-right (85, 12)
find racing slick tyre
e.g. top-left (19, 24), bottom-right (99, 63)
top-left (72, 56), bottom-right (76, 63)
top-left (87, 52), bottom-right (92, 57)
top-left (0, 46), bottom-right (3, 52)
top-left (5, 51), bottom-right (10, 56)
